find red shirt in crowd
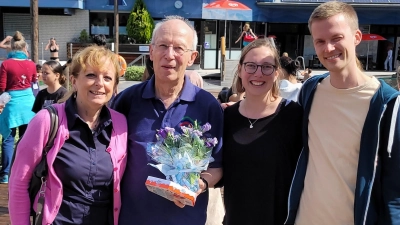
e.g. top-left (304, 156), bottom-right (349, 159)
top-left (0, 59), bottom-right (37, 92)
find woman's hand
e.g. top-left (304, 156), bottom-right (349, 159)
top-left (0, 104), bottom-right (4, 114)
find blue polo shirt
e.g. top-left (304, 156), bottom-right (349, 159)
top-left (112, 76), bottom-right (223, 225)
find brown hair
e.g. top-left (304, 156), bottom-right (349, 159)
top-left (43, 60), bottom-right (66, 85)
top-left (58, 45), bottom-right (120, 102)
top-left (234, 38), bottom-right (281, 99)
top-left (11, 31), bottom-right (26, 51)
top-left (308, 1), bottom-right (363, 70)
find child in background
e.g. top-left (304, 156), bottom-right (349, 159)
top-left (31, 64), bottom-right (42, 96)
top-left (31, 60), bottom-right (67, 113)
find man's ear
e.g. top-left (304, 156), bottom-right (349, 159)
top-left (187, 51), bottom-right (198, 67)
top-left (149, 44), bottom-right (154, 61)
top-left (354, 29), bottom-right (362, 46)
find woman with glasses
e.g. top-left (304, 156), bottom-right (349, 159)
top-left (222, 38), bottom-right (303, 225)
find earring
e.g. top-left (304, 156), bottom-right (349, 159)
top-left (73, 91), bottom-right (77, 98)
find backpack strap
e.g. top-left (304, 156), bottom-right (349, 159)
top-left (34, 105), bottom-right (58, 225)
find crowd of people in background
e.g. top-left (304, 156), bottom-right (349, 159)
top-left (0, 1), bottom-right (400, 225)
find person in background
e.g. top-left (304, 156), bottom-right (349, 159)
top-left (9, 45), bottom-right (128, 225)
top-left (384, 45), bottom-right (393, 72)
top-left (0, 31), bottom-right (37, 184)
top-left (45, 37), bottom-right (59, 61)
top-left (282, 52), bottom-right (289, 57)
top-left (279, 56), bottom-right (303, 101)
top-left (112, 15), bottom-right (223, 225)
top-left (93, 34), bottom-right (107, 47)
top-left (286, 2), bottom-right (400, 224)
top-left (222, 38), bottom-right (302, 225)
top-left (32, 64), bottom-right (42, 97)
top-left (0, 103), bottom-right (4, 114)
top-left (32, 60), bottom-right (68, 113)
top-left (62, 59), bottom-right (72, 90)
top-left (235, 23), bottom-right (257, 48)
top-left (0, 36), bottom-right (12, 51)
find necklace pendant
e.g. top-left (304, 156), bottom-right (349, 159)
top-left (250, 124), bottom-right (253, 128)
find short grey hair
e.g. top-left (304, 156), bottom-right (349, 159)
top-left (151, 15), bottom-right (198, 51)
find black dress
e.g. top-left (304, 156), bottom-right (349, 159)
top-left (222, 99), bottom-right (303, 225)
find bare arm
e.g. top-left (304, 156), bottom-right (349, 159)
top-left (235, 31), bottom-right (245, 43)
top-left (45, 41), bottom-right (50, 50)
top-left (0, 36), bottom-right (12, 50)
top-left (249, 29), bottom-right (257, 38)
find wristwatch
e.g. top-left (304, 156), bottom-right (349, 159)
top-left (200, 177), bottom-right (209, 193)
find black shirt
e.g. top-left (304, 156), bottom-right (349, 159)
top-left (222, 99), bottom-right (303, 225)
top-left (52, 97), bottom-right (113, 225)
top-left (32, 87), bottom-right (67, 113)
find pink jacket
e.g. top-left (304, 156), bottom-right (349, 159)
top-left (9, 103), bottom-right (128, 225)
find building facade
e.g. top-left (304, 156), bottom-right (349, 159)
top-left (1, 0), bottom-right (400, 69)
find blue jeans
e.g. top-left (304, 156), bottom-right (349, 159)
top-left (1, 125), bottom-right (27, 176)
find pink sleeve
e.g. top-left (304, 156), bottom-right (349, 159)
top-left (8, 109), bottom-right (51, 225)
top-left (0, 63), bottom-right (7, 92)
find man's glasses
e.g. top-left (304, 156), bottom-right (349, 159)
top-left (153, 44), bottom-right (193, 56)
top-left (242, 62), bottom-right (276, 76)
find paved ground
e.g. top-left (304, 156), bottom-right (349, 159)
top-left (1, 61), bottom-right (397, 225)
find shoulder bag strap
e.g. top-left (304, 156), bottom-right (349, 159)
top-left (34, 105), bottom-right (59, 225)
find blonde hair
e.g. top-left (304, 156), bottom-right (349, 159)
top-left (11, 31), bottom-right (26, 51)
top-left (234, 38), bottom-right (281, 99)
top-left (59, 45), bottom-right (120, 102)
top-left (308, 1), bottom-right (359, 32)
top-left (308, 1), bottom-right (363, 70)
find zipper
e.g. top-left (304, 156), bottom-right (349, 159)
top-left (284, 148), bottom-right (304, 224)
top-left (362, 104), bottom-right (387, 225)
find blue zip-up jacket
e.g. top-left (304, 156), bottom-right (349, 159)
top-left (285, 73), bottom-right (400, 225)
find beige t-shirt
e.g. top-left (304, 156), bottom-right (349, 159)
top-left (295, 75), bottom-right (380, 225)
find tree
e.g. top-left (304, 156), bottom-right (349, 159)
top-left (126, 0), bottom-right (154, 44)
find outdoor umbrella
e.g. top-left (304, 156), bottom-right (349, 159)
top-left (362, 34), bottom-right (386, 70)
top-left (202, 0), bottom-right (252, 38)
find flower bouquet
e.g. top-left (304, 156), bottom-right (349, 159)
top-left (145, 120), bottom-right (218, 206)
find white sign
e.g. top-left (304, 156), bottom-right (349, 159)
top-left (139, 46), bottom-right (150, 52)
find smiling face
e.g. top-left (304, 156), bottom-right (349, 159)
top-left (42, 64), bottom-right (59, 86)
top-left (71, 57), bottom-right (116, 110)
top-left (311, 13), bottom-right (361, 74)
top-left (238, 46), bottom-right (279, 97)
top-left (150, 19), bottom-right (198, 83)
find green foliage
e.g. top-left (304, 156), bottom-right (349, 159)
top-left (124, 66), bottom-right (145, 81)
top-left (126, 0), bottom-right (154, 44)
top-left (78, 29), bottom-right (91, 43)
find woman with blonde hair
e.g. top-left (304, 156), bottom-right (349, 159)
top-left (235, 23), bottom-right (257, 48)
top-left (222, 38), bottom-right (303, 224)
top-left (0, 31), bottom-right (37, 184)
top-left (9, 45), bottom-right (128, 225)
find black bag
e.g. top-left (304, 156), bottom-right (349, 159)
top-left (12, 105), bottom-right (59, 224)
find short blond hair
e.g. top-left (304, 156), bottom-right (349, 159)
top-left (308, 1), bottom-right (359, 33)
top-left (234, 38), bottom-right (281, 99)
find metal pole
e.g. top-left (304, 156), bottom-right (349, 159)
top-left (30, 0), bottom-right (39, 63)
top-left (114, 0), bottom-right (119, 55)
top-left (70, 43), bottom-right (73, 59)
top-left (41, 42), bottom-right (44, 61)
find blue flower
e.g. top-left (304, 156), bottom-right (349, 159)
top-left (157, 129), bottom-right (168, 139)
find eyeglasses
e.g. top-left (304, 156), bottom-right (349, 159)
top-left (153, 44), bottom-right (193, 56)
top-left (242, 62), bottom-right (276, 76)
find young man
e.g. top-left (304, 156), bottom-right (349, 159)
top-left (285, 2), bottom-right (400, 225)
top-left (112, 15), bottom-right (223, 225)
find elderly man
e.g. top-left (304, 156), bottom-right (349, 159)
top-left (112, 16), bottom-right (223, 225)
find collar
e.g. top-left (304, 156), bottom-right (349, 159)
top-left (65, 96), bottom-right (112, 130)
top-left (7, 51), bottom-right (28, 59)
top-left (142, 75), bottom-right (197, 102)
